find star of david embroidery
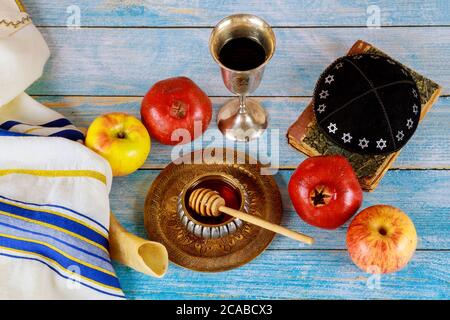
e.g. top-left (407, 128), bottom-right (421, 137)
top-left (406, 118), bottom-right (414, 129)
top-left (319, 90), bottom-right (329, 99)
top-left (317, 104), bottom-right (326, 113)
top-left (342, 132), bottom-right (352, 143)
top-left (358, 138), bottom-right (369, 149)
top-left (324, 75), bottom-right (334, 84)
top-left (335, 62), bottom-right (344, 70)
top-left (376, 138), bottom-right (387, 150)
top-left (327, 122), bottom-right (337, 134)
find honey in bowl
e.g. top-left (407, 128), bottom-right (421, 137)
top-left (184, 178), bottom-right (242, 226)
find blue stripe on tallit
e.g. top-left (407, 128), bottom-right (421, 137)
top-left (0, 118), bottom-right (72, 129)
top-left (0, 129), bottom-right (32, 137)
top-left (0, 194), bottom-right (109, 234)
top-left (0, 252), bottom-right (125, 299)
top-left (0, 119), bottom-right (84, 141)
top-left (49, 129), bottom-right (84, 141)
top-left (0, 218), bottom-right (113, 270)
top-left (0, 200), bottom-right (108, 251)
top-left (0, 121), bottom-right (21, 130)
top-left (38, 118), bottom-right (73, 128)
top-left (0, 235), bottom-right (121, 290)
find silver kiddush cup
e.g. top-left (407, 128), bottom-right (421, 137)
top-left (209, 14), bottom-right (276, 142)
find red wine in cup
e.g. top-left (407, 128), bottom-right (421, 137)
top-left (218, 37), bottom-right (267, 71)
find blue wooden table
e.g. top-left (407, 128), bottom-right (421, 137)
top-left (26, 1), bottom-right (449, 299)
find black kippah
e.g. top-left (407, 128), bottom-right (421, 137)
top-left (313, 53), bottom-right (421, 155)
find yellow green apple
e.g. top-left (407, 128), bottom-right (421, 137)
top-left (346, 205), bottom-right (417, 274)
top-left (86, 112), bottom-right (151, 176)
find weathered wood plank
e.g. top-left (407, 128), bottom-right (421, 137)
top-left (113, 250), bottom-right (450, 299)
top-left (41, 96), bottom-right (450, 169)
top-left (28, 27), bottom-right (450, 96)
top-left (25, 0), bottom-right (450, 27)
top-left (110, 169), bottom-right (450, 250)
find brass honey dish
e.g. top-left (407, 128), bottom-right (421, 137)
top-left (144, 148), bottom-right (284, 272)
top-left (177, 173), bottom-right (249, 239)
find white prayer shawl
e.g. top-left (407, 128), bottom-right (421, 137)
top-left (0, 0), bottom-right (83, 141)
top-left (0, 1), bottom-right (124, 299)
top-left (0, 137), bottom-right (124, 299)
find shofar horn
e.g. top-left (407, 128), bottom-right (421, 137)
top-left (109, 213), bottom-right (168, 278)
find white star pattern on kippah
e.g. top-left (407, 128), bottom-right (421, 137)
top-left (358, 138), bottom-right (369, 149)
top-left (387, 59), bottom-right (396, 65)
top-left (327, 122), bottom-right (337, 134)
top-left (401, 68), bottom-right (408, 76)
top-left (412, 88), bottom-right (418, 98)
top-left (396, 130), bottom-right (404, 141)
top-left (371, 55), bottom-right (380, 59)
top-left (353, 55), bottom-right (363, 60)
top-left (406, 118), bottom-right (414, 129)
top-left (342, 132), bottom-right (352, 143)
top-left (325, 75), bottom-right (334, 84)
top-left (317, 104), bottom-right (326, 113)
top-left (412, 104), bottom-right (419, 115)
top-left (319, 90), bottom-right (329, 99)
top-left (376, 138), bottom-right (387, 150)
top-left (335, 62), bottom-right (344, 70)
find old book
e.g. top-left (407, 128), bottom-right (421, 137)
top-left (287, 40), bottom-right (441, 191)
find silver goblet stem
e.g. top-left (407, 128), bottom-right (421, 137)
top-left (239, 95), bottom-right (245, 113)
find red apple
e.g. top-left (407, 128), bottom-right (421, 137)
top-left (346, 205), bottom-right (417, 274)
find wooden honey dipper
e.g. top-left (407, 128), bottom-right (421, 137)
top-left (189, 188), bottom-right (314, 245)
